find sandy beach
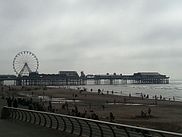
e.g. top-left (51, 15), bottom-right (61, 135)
top-left (1, 85), bottom-right (182, 133)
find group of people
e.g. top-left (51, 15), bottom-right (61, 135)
top-left (141, 107), bottom-right (152, 118)
top-left (6, 96), bottom-right (46, 111)
top-left (141, 93), bottom-right (149, 99)
top-left (61, 102), bottom-right (100, 120)
top-left (153, 94), bottom-right (175, 102)
top-left (6, 97), bottom-right (18, 108)
top-left (61, 101), bottom-right (115, 121)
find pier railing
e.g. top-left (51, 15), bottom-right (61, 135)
top-left (1, 106), bottom-right (182, 137)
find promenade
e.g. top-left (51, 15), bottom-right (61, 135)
top-left (0, 98), bottom-right (77, 137)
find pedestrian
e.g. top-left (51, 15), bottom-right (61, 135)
top-left (146, 94), bottom-right (149, 99)
top-left (13, 98), bottom-right (18, 108)
top-left (141, 110), bottom-right (144, 117)
top-left (141, 110), bottom-right (146, 118)
top-left (109, 112), bottom-right (115, 122)
top-left (160, 95), bottom-right (162, 100)
top-left (98, 89), bottom-right (101, 95)
top-left (148, 107), bottom-right (151, 116)
top-left (129, 93), bottom-right (131, 98)
top-left (7, 97), bottom-right (12, 107)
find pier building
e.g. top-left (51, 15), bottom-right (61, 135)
top-left (132, 72), bottom-right (169, 84)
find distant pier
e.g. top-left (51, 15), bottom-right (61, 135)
top-left (83, 72), bottom-right (169, 85)
top-left (0, 71), bottom-right (169, 86)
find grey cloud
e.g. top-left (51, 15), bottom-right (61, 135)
top-left (129, 48), bottom-right (182, 60)
top-left (0, 0), bottom-right (182, 79)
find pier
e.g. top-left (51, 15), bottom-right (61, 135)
top-left (0, 51), bottom-right (168, 86)
top-left (84, 72), bottom-right (169, 85)
top-left (0, 72), bottom-right (169, 86)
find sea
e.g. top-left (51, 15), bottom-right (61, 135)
top-left (70, 80), bottom-right (182, 102)
top-left (4, 80), bottom-right (182, 102)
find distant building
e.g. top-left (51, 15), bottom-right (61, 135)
top-left (133, 72), bottom-right (169, 84)
top-left (59, 71), bottom-right (79, 78)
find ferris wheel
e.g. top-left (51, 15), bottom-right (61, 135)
top-left (13, 51), bottom-right (39, 76)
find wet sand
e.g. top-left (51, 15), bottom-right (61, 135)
top-left (1, 86), bottom-right (182, 133)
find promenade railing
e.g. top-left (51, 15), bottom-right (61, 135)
top-left (1, 106), bottom-right (182, 137)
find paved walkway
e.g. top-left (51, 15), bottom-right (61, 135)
top-left (0, 98), bottom-right (77, 137)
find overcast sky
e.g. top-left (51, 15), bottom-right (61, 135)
top-left (0, 0), bottom-right (182, 79)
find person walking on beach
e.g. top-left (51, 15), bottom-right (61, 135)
top-left (148, 107), bottom-right (151, 117)
top-left (98, 89), bottom-right (101, 95)
top-left (129, 93), bottom-right (131, 98)
top-left (109, 112), bottom-right (115, 122)
top-left (13, 98), bottom-right (18, 108)
top-left (7, 97), bottom-right (12, 107)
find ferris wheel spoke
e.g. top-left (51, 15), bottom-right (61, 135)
top-left (16, 64), bottom-right (23, 72)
